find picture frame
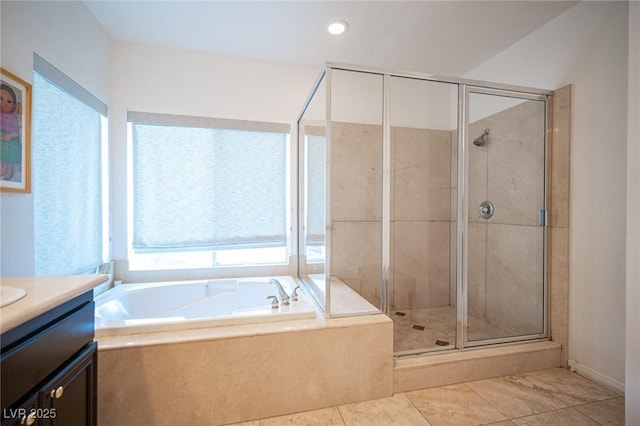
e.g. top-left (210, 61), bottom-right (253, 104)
top-left (1, 67), bottom-right (31, 193)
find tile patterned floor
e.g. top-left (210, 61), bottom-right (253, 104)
top-left (229, 368), bottom-right (624, 425)
top-left (392, 306), bottom-right (512, 353)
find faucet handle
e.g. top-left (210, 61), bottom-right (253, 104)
top-left (291, 286), bottom-right (300, 301)
top-left (267, 295), bottom-right (279, 309)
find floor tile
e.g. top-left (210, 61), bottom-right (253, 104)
top-left (259, 407), bottom-right (345, 425)
top-left (338, 393), bottom-right (430, 425)
top-left (521, 368), bottom-right (617, 406)
top-left (574, 397), bottom-right (625, 426)
top-left (392, 306), bottom-right (510, 352)
top-left (466, 375), bottom-right (567, 418)
top-left (511, 407), bottom-right (600, 425)
top-left (407, 383), bottom-right (507, 425)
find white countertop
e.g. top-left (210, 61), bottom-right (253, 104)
top-left (0, 275), bottom-right (108, 334)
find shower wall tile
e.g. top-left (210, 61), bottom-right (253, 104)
top-left (468, 101), bottom-right (545, 226)
top-left (467, 222), bottom-right (487, 320)
top-left (330, 122), bottom-right (383, 222)
top-left (550, 85), bottom-right (571, 229)
top-left (485, 224), bottom-right (544, 336)
top-left (486, 101), bottom-right (545, 226)
top-left (468, 122), bottom-right (488, 224)
top-left (392, 127), bottom-right (452, 222)
top-left (550, 227), bottom-right (569, 366)
top-left (330, 221), bottom-right (382, 308)
top-left (392, 221), bottom-right (450, 310)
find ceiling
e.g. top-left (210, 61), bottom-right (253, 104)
top-left (84, 1), bottom-right (578, 76)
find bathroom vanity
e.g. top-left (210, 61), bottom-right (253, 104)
top-left (0, 276), bottom-right (106, 426)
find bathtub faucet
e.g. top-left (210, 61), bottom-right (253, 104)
top-left (269, 279), bottom-right (290, 305)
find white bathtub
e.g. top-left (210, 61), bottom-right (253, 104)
top-left (94, 276), bottom-right (316, 337)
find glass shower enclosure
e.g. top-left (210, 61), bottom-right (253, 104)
top-left (297, 63), bottom-right (550, 355)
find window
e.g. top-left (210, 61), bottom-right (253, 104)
top-left (128, 112), bottom-right (290, 270)
top-left (32, 54), bottom-right (108, 275)
top-left (304, 134), bottom-right (326, 263)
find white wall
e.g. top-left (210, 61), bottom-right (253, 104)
top-left (466, 1), bottom-right (628, 390)
top-left (0, 1), bottom-right (111, 276)
top-left (626, 1), bottom-right (640, 421)
top-left (109, 42), bottom-right (319, 263)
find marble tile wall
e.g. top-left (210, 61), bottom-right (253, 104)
top-left (328, 86), bottom-right (569, 352)
top-left (467, 99), bottom-right (547, 336)
top-left (549, 85), bottom-right (571, 366)
top-left (391, 127), bottom-right (454, 311)
top-left (98, 315), bottom-right (393, 425)
top-left (329, 122), bottom-right (455, 311)
top-left (329, 121), bottom-right (383, 310)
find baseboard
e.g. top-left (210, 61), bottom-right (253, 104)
top-left (568, 359), bottom-right (625, 395)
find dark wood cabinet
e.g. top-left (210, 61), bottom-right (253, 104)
top-left (38, 343), bottom-right (97, 426)
top-left (1, 291), bottom-right (97, 426)
top-left (1, 394), bottom-right (37, 426)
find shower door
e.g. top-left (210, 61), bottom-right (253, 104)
top-left (464, 88), bottom-right (548, 346)
top-left (389, 77), bottom-right (459, 354)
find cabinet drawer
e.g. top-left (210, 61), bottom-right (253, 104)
top-left (1, 302), bottom-right (94, 410)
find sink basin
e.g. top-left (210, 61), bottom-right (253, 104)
top-left (0, 286), bottom-right (27, 308)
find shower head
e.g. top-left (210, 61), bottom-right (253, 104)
top-left (473, 129), bottom-right (490, 147)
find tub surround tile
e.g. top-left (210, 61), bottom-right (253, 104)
top-left (574, 397), bottom-right (625, 426)
top-left (407, 383), bottom-right (507, 425)
top-left (338, 393), bottom-right (430, 425)
top-left (466, 375), bottom-right (567, 418)
top-left (98, 314), bottom-right (393, 425)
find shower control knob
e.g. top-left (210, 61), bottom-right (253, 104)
top-left (479, 201), bottom-right (495, 219)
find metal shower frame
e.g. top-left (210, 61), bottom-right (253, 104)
top-left (296, 62), bottom-right (552, 353)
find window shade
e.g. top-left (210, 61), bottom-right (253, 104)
top-left (32, 62), bottom-right (106, 275)
top-left (305, 135), bottom-right (326, 245)
top-left (130, 114), bottom-right (289, 252)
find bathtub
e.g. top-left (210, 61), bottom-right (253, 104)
top-left (94, 276), bottom-right (316, 337)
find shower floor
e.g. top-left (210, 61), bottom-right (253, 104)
top-left (392, 306), bottom-right (511, 353)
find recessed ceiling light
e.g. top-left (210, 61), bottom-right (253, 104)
top-left (327, 20), bottom-right (349, 35)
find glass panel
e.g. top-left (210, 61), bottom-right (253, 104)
top-left (389, 76), bottom-right (459, 353)
top-left (298, 73), bottom-right (327, 312)
top-left (328, 69), bottom-right (383, 316)
top-left (467, 92), bottom-right (546, 342)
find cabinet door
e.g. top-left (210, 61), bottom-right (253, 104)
top-left (38, 343), bottom-right (97, 426)
top-left (1, 393), bottom-right (38, 426)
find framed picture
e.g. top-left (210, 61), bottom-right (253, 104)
top-left (1, 67), bottom-right (31, 193)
